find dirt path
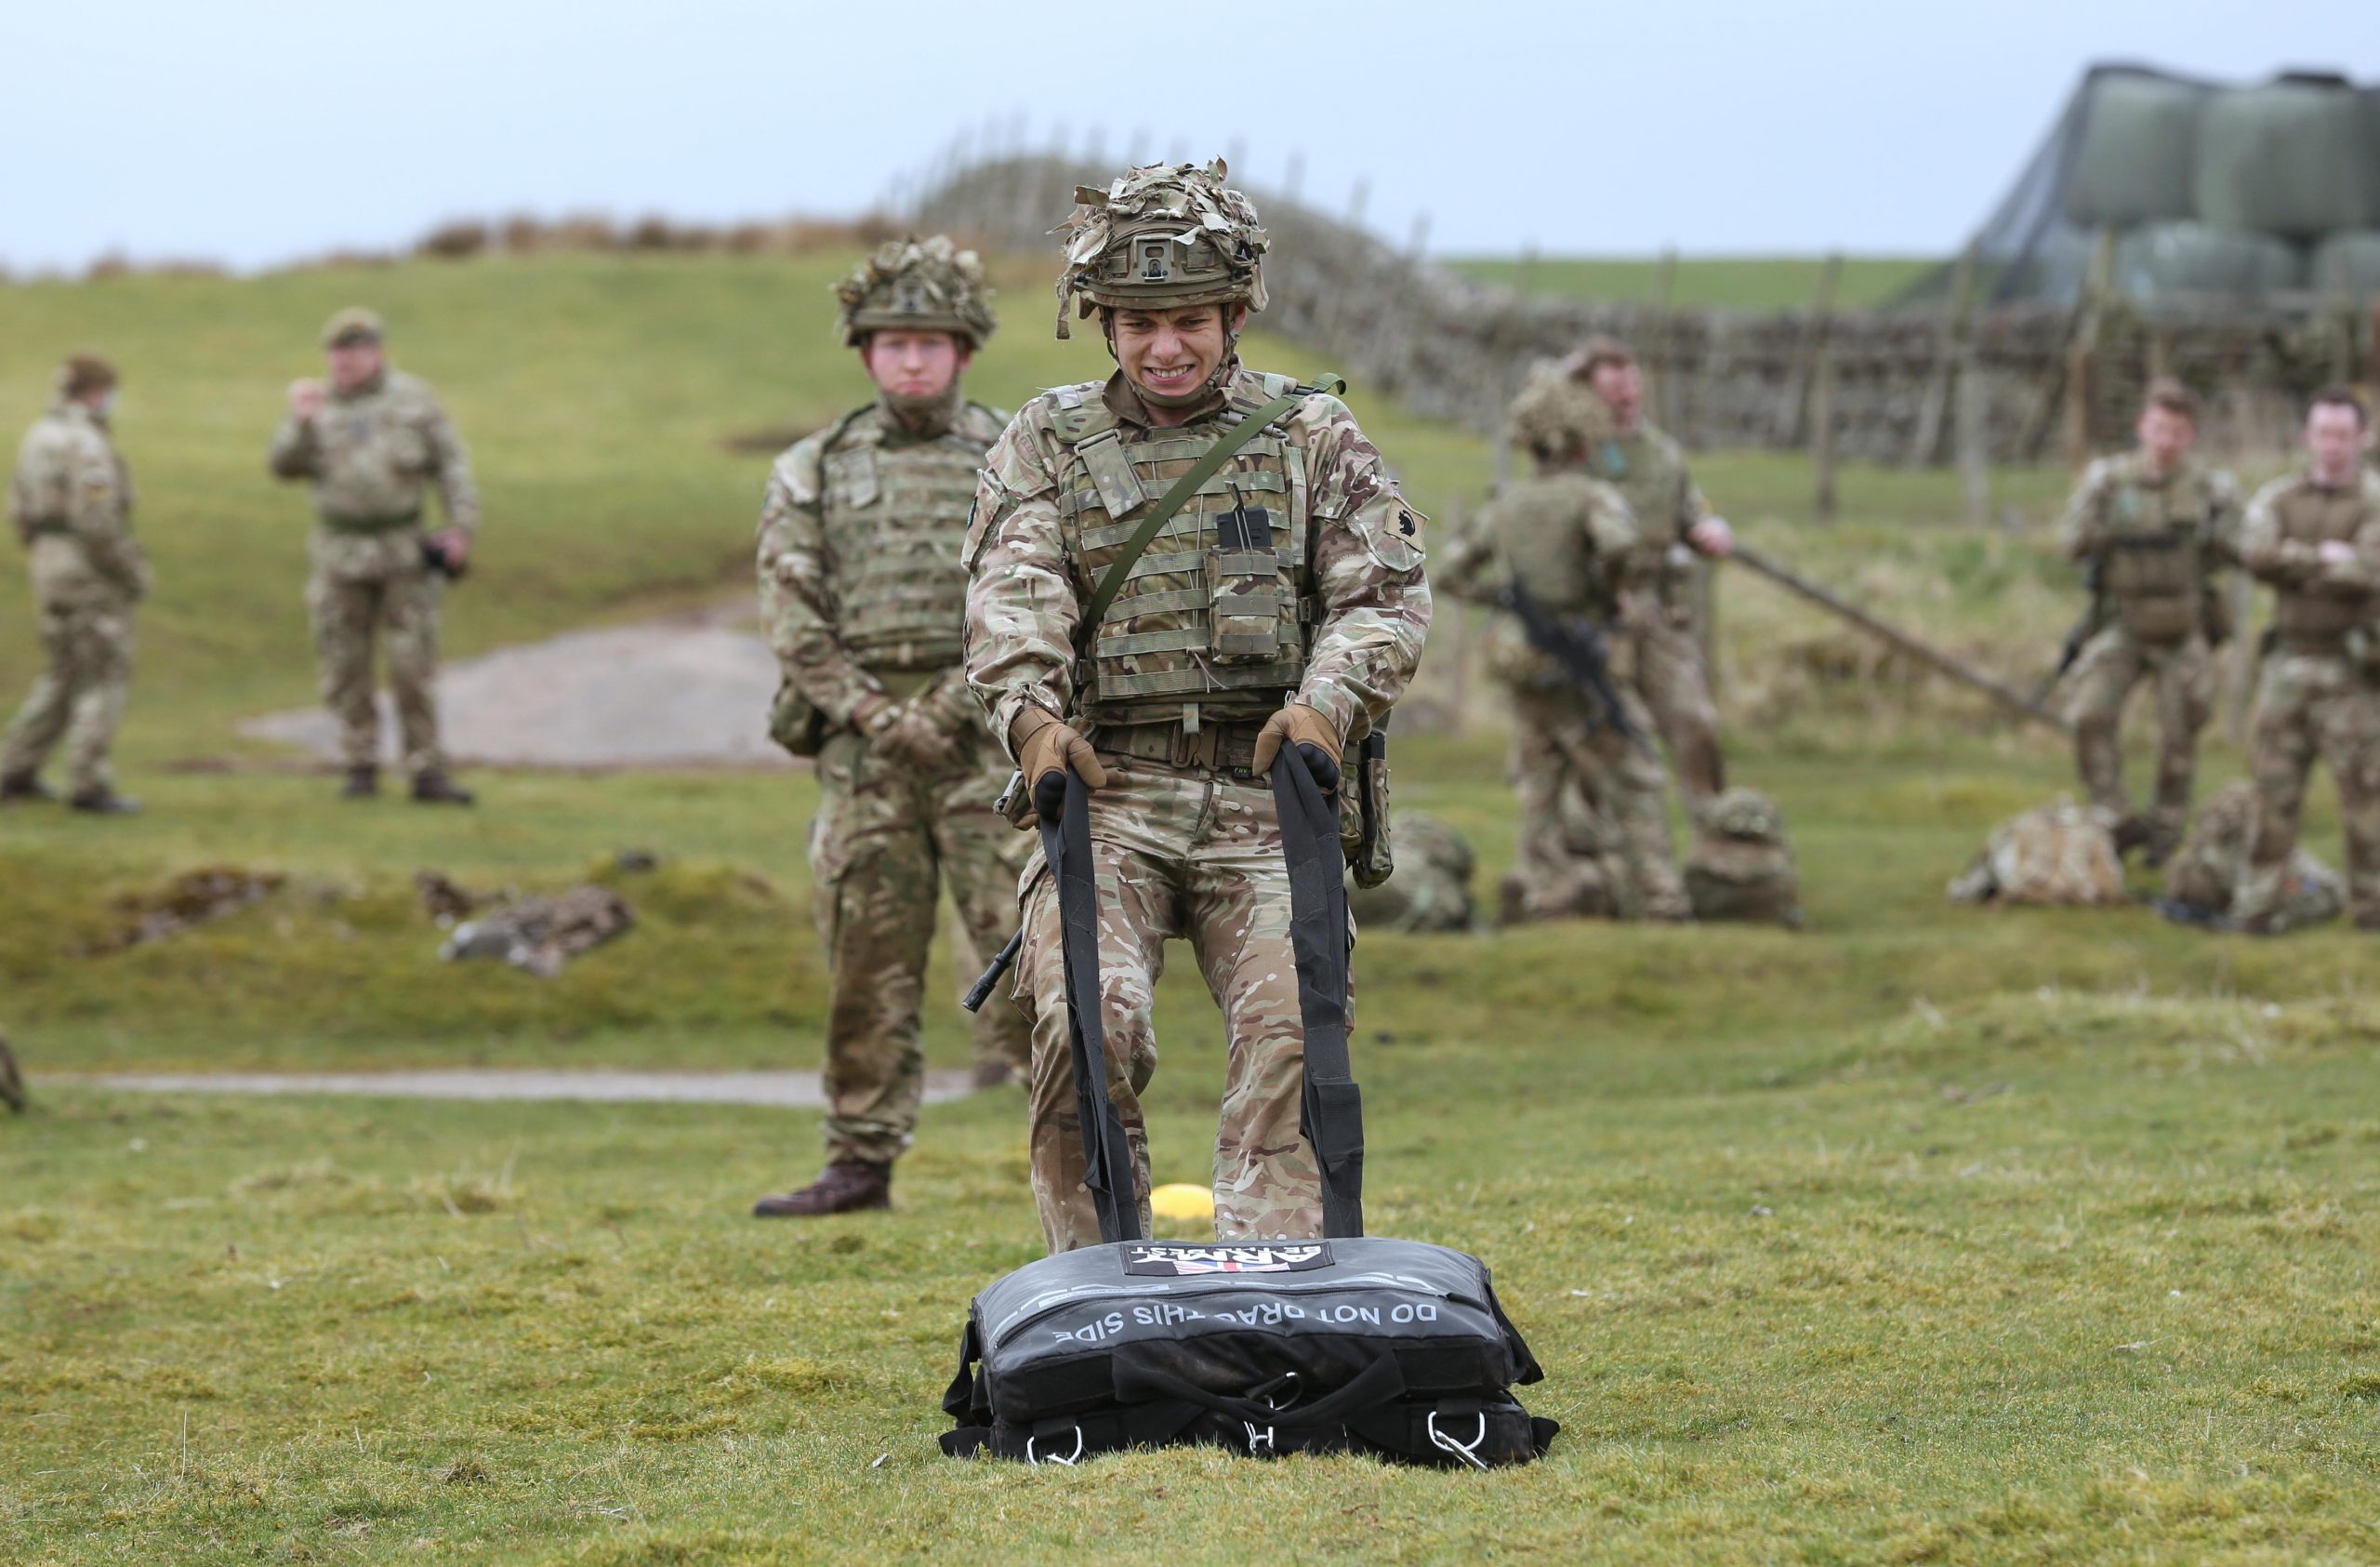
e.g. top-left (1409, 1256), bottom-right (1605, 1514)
top-left (240, 600), bottom-right (793, 770)
top-left (61, 1068), bottom-right (984, 1109)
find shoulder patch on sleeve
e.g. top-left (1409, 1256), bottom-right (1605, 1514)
top-left (1352, 493), bottom-right (1427, 573)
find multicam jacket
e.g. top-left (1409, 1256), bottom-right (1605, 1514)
top-left (9, 400), bottom-right (145, 606)
top-left (2058, 453), bottom-right (2241, 642)
top-left (755, 395), bottom-right (1008, 731)
top-left (269, 367), bottom-right (478, 579)
top-left (963, 364), bottom-right (1431, 750)
top-left (2238, 468), bottom-right (2380, 647)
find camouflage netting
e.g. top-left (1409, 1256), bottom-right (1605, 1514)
top-left (1914, 63), bottom-right (2380, 309)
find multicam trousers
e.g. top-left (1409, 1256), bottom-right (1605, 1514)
top-left (2237, 652), bottom-right (2380, 931)
top-left (808, 718), bottom-right (1032, 1164)
top-left (1, 592), bottom-right (133, 794)
top-left (1501, 681), bottom-right (1689, 924)
top-left (1009, 756), bottom-right (1333, 1254)
top-left (2065, 626), bottom-right (2214, 845)
top-left (1626, 614), bottom-right (1726, 817)
top-left (307, 550), bottom-right (444, 777)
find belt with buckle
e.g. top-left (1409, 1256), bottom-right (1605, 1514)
top-left (1095, 720), bottom-right (1264, 776)
top-left (319, 508), bottom-right (423, 535)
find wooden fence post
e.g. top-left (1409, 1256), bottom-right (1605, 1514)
top-left (2063, 226), bottom-right (2120, 471)
top-left (1490, 245), bottom-right (1539, 492)
top-left (1911, 242), bottom-right (1977, 467)
top-left (1809, 254), bottom-right (1844, 520)
top-left (1957, 320), bottom-right (1990, 528)
top-left (1439, 497), bottom-right (1472, 734)
top-left (1650, 248), bottom-right (1681, 433)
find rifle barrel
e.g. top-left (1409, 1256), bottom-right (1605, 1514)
top-left (1730, 544), bottom-right (2073, 735)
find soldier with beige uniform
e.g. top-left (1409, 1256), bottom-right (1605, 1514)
top-left (2234, 388), bottom-right (2380, 934)
top-left (2056, 378), bottom-right (2241, 862)
top-left (748, 238), bottom-right (1034, 1218)
top-left (4, 354), bottom-right (146, 815)
top-left (965, 161), bottom-right (1432, 1252)
top-left (269, 308), bottom-right (478, 804)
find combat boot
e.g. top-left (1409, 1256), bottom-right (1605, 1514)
top-left (2110, 813), bottom-right (2153, 860)
top-left (69, 787), bottom-right (141, 816)
top-left (752, 1160), bottom-right (892, 1217)
top-left (341, 765), bottom-right (380, 800)
top-left (411, 771), bottom-right (476, 806)
top-left (0, 772), bottom-right (59, 804)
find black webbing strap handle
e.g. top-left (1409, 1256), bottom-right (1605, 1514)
top-left (1040, 767), bottom-right (1144, 1244)
top-left (1080, 375), bottom-right (1346, 631)
top-left (1272, 743), bottom-right (1366, 1239)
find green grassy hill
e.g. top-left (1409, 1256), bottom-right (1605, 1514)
top-left (4, 253), bottom-right (2375, 1564)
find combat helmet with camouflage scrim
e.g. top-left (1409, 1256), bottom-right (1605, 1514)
top-left (835, 235), bottom-right (997, 349)
top-left (1052, 159), bottom-right (1269, 339)
top-left (1507, 361), bottom-right (1607, 466)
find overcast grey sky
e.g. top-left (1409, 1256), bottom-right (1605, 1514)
top-left (4, 0), bottom-right (2373, 272)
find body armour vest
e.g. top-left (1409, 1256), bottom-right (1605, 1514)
top-left (1051, 373), bottom-right (1316, 727)
top-left (818, 404), bottom-right (998, 671)
top-left (1583, 426), bottom-right (1693, 598)
top-left (1483, 473), bottom-right (1633, 620)
top-left (2096, 458), bottom-right (2217, 642)
top-left (2268, 476), bottom-right (2380, 644)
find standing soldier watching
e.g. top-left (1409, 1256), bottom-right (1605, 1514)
top-left (748, 238), bottom-right (1032, 1219)
top-left (1568, 338), bottom-right (1732, 817)
top-left (2234, 388), bottom-right (2380, 934)
top-left (3, 354), bottom-right (146, 815)
top-left (965, 161), bottom-right (1432, 1252)
top-left (2056, 378), bottom-right (2241, 864)
top-left (268, 308), bottom-right (478, 804)
top-left (1439, 367), bottom-right (1690, 923)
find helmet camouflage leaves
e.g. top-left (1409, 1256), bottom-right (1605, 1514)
top-left (1705, 788), bottom-right (1786, 844)
top-left (1507, 363), bottom-right (1609, 463)
top-left (836, 235), bottom-right (997, 349)
top-left (1052, 159), bottom-right (1269, 338)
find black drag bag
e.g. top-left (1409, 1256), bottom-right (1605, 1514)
top-left (939, 752), bottom-right (1555, 1468)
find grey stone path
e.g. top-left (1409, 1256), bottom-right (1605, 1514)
top-left (62, 1069), bottom-right (981, 1109)
top-left (239, 601), bottom-right (792, 770)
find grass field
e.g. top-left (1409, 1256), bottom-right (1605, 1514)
top-left (5, 253), bottom-right (2377, 1563)
top-left (1442, 255), bottom-right (1939, 312)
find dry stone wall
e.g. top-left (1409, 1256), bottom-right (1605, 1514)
top-left (917, 155), bottom-right (2375, 464)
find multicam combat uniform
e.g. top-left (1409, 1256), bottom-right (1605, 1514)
top-left (268, 347), bottom-right (478, 784)
top-left (1579, 401), bottom-right (1727, 815)
top-left (2233, 467), bottom-right (2380, 931)
top-left (965, 161), bottom-right (1431, 1253)
top-left (4, 392), bottom-right (145, 800)
top-left (2160, 780), bottom-right (2342, 932)
top-left (1440, 462), bottom-right (1689, 924)
top-left (2056, 451), bottom-right (2241, 852)
top-left (1345, 810), bottom-right (1478, 934)
top-left (760, 388), bottom-right (1032, 1162)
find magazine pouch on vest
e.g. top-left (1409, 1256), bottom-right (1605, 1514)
top-left (938, 748), bottom-right (1555, 1468)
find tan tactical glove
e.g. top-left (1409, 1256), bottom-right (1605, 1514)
top-left (1252, 702), bottom-right (1343, 790)
top-left (1012, 706), bottom-right (1109, 822)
